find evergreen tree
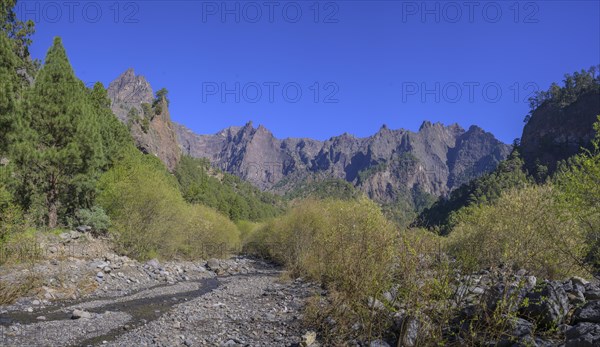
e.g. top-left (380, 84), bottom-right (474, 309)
top-left (1, 0), bottom-right (37, 82)
top-left (13, 37), bottom-right (104, 228)
top-left (88, 82), bottom-right (133, 168)
top-left (0, 32), bottom-right (19, 154)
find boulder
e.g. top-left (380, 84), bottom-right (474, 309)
top-left (146, 259), bottom-right (160, 269)
top-left (206, 259), bottom-right (222, 271)
top-left (520, 281), bottom-right (570, 329)
top-left (566, 322), bottom-right (600, 347)
top-left (497, 318), bottom-right (535, 347)
top-left (71, 309), bottom-right (92, 319)
top-left (573, 301), bottom-right (600, 324)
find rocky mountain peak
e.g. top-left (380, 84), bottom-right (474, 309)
top-left (107, 69), bottom-right (153, 119)
top-left (107, 69), bottom-right (181, 171)
top-left (174, 120), bottom-right (511, 200)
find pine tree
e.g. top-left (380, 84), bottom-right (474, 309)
top-left (88, 82), bottom-right (133, 168)
top-left (14, 37), bottom-right (104, 228)
top-left (0, 32), bottom-right (19, 154)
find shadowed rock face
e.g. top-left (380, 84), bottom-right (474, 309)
top-left (174, 120), bottom-right (511, 201)
top-left (107, 69), bottom-right (181, 171)
top-left (520, 90), bottom-right (600, 174)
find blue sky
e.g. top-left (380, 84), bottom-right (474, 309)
top-left (18, 0), bottom-right (600, 143)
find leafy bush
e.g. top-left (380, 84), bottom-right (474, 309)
top-left (553, 116), bottom-right (600, 267)
top-left (73, 206), bottom-right (111, 234)
top-left (248, 198), bottom-right (397, 342)
top-left (416, 150), bottom-right (531, 234)
top-left (447, 185), bottom-right (587, 279)
top-left (97, 148), bottom-right (239, 260)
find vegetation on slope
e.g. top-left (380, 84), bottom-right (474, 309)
top-left (175, 156), bottom-right (284, 221)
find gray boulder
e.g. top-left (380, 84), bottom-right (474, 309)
top-left (71, 309), bottom-right (92, 319)
top-left (520, 281), bottom-right (570, 329)
top-left (566, 322), bottom-right (600, 347)
top-left (573, 301), bottom-right (600, 324)
top-left (206, 259), bottom-right (222, 271)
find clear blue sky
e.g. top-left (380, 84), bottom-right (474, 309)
top-left (18, 0), bottom-right (600, 143)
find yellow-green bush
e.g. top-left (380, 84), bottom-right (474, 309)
top-left (447, 184), bottom-right (588, 279)
top-left (249, 198), bottom-right (397, 341)
top-left (97, 149), bottom-right (239, 260)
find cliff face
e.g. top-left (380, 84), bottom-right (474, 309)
top-left (174, 121), bottom-right (511, 203)
top-left (107, 69), bottom-right (181, 171)
top-left (520, 90), bottom-right (600, 173)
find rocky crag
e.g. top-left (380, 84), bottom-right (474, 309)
top-left (107, 69), bottom-right (181, 171)
top-left (175, 121), bottom-right (511, 205)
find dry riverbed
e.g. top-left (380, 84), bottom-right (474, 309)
top-left (0, 232), bottom-right (321, 346)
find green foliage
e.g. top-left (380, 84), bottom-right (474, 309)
top-left (175, 156), bottom-right (283, 221)
top-left (98, 149), bottom-right (240, 260)
top-left (447, 185), bottom-right (588, 279)
top-left (88, 82), bottom-right (133, 168)
top-left (73, 206), bottom-right (111, 234)
top-left (417, 150), bottom-right (531, 234)
top-left (12, 37), bottom-right (105, 228)
top-left (357, 162), bottom-right (387, 185)
top-left (0, 162), bottom-right (27, 243)
top-left (553, 116), bottom-right (600, 266)
top-left (0, 31), bottom-right (20, 154)
top-left (247, 198), bottom-right (397, 342)
top-left (141, 103), bottom-right (152, 117)
top-left (526, 66), bottom-right (600, 121)
top-left (153, 88), bottom-right (169, 107)
top-left (0, 0), bottom-right (37, 79)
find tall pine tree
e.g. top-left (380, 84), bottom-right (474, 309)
top-left (0, 31), bottom-right (19, 155)
top-left (14, 37), bottom-right (104, 228)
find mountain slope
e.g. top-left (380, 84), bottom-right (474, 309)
top-left (174, 121), bottom-right (511, 207)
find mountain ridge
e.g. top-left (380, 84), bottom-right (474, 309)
top-left (106, 68), bottom-right (511, 209)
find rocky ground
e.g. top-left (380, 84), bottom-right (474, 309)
top-left (0, 232), bottom-right (321, 347)
top-left (2, 230), bottom-right (600, 346)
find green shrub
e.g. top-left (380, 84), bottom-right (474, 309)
top-left (447, 185), bottom-right (587, 279)
top-left (73, 206), bottom-right (111, 234)
top-left (249, 198), bottom-right (397, 341)
top-left (97, 148), bottom-right (239, 260)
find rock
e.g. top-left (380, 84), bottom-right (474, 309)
top-left (59, 232), bottom-right (71, 241)
top-left (31, 300), bottom-right (40, 306)
top-left (301, 331), bottom-right (317, 346)
top-left (521, 281), bottom-right (570, 329)
top-left (584, 287), bottom-right (600, 301)
top-left (206, 259), bottom-right (222, 271)
top-left (103, 266), bottom-right (112, 274)
top-left (572, 277), bottom-right (590, 287)
top-left (573, 301), bottom-right (600, 324)
top-left (48, 246), bottom-right (58, 254)
top-left (146, 259), bottom-right (160, 269)
top-left (76, 225), bottom-right (91, 233)
top-left (368, 297), bottom-right (386, 311)
top-left (71, 309), bottom-right (92, 319)
top-left (96, 271), bottom-right (104, 278)
top-left (566, 322), bottom-right (600, 346)
top-left (497, 318), bottom-right (535, 346)
top-left (36, 316), bottom-right (46, 320)
top-left (399, 316), bottom-right (420, 347)
top-left (69, 230), bottom-right (80, 239)
top-left (370, 340), bottom-right (390, 347)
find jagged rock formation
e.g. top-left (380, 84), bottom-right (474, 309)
top-left (174, 121), bottom-right (511, 203)
top-left (520, 90), bottom-right (600, 174)
top-left (107, 69), bottom-right (181, 171)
